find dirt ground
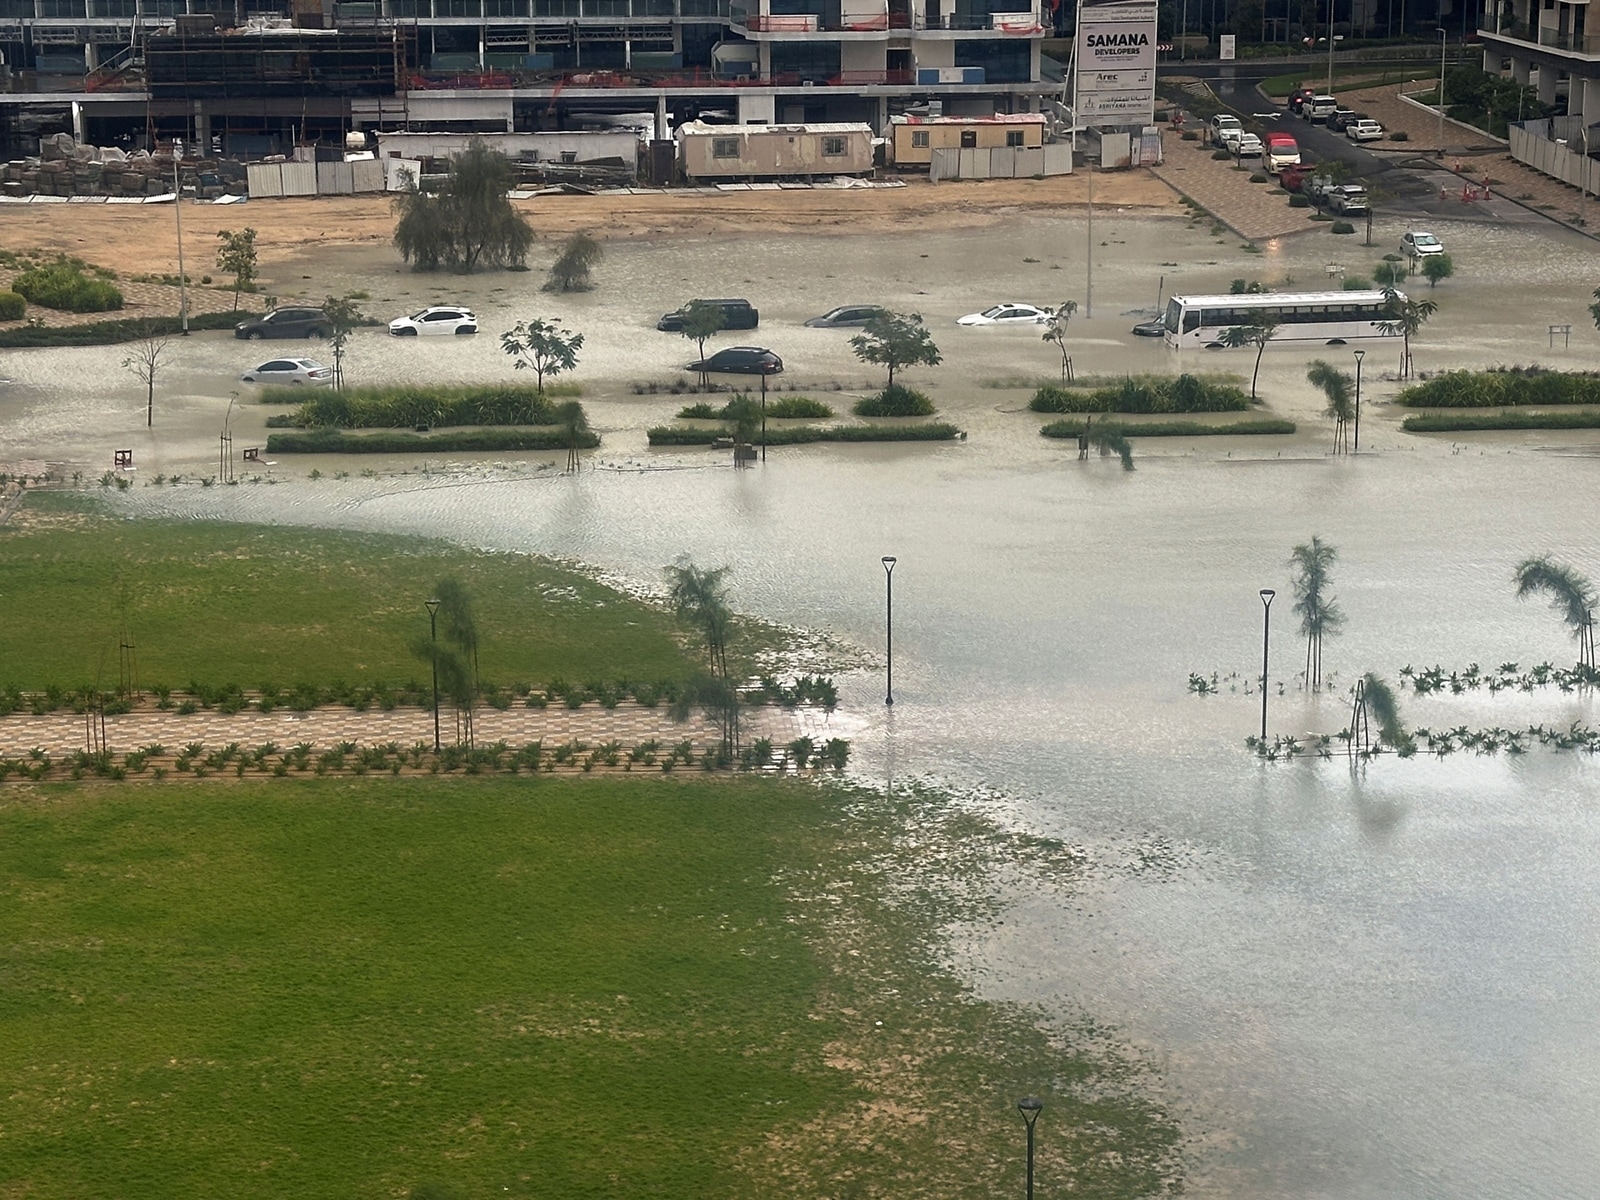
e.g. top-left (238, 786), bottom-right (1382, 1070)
top-left (1, 172), bottom-right (1179, 278)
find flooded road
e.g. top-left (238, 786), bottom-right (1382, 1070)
top-left (6, 209), bottom-right (1600, 1198)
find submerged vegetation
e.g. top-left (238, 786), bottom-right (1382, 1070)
top-left (1031, 374), bottom-right (1252, 414)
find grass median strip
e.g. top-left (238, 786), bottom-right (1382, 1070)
top-left (1401, 409), bottom-right (1600, 432)
top-left (0, 775), bottom-right (1181, 1200)
top-left (647, 422), bottom-right (962, 446)
top-left (1041, 418), bottom-right (1296, 438)
top-left (265, 428), bottom-right (600, 454)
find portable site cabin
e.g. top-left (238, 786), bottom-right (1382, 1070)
top-left (888, 113), bottom-right (1046, 167)
top-left (677, 121), bottom-right (874, 181)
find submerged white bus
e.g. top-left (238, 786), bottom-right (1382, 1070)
top-left (1161, 290), bottom-right (1404, 349)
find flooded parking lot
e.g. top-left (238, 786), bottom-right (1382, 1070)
top-left (6, 208), bottom-right (1600, 1198)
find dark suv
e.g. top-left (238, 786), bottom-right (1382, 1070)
top-left (235, 307), bottom-right (330, 340)
top-left (657, 298), bottom-right (759, 332)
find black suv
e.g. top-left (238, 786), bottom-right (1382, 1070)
top-left (235, 307), bottom-right (331, 340)
top-left (687, 346), bottom-right (783, 375)
top-left (657, 298), bottom-right (759, 332)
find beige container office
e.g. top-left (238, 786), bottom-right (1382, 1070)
top-left (888, 114), bottom-right (1046, 166)
top-left (678, 121), bottom-right (874, 180)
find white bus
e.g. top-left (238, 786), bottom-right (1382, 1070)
top-left (1161, 290), bottom-right (1404, 349)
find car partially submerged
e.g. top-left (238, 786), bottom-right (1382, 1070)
top-left (956, 303), bottom-right (1050, 326)
top-left (239, 357), bottom-right (333, 385)
top-left (804, 305), bottom-right (887, 328)
top-left (686, 346), bottom-right (784, 375)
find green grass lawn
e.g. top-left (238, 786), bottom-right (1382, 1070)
top-left (0, 777), bottom-right (1182, 1199)
top-left (0, 494), bottom-right (701, 691)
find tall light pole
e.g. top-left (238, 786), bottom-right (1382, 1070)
top-left (425, 597), bottom-right (442, 752)
top-left (1352, 348), bottom-right (1365, 452)
top-left (1017, 1097), bottom-right (1043, 1200)
top-left (1259, 589), bottom-right (1275, 739)
top-left (1436, 28), bottom-right (1448, 149)
top-left (172, 153), bottom-right (189, 336)
top-left (1326, 0), bottom-right (1336, 96)
top-left (882, 556), bottom-right (897, 706)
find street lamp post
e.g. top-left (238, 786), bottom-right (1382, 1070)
top-left (760, 371), bottom-right (768, 462)
top-left (1326, 0), bottom-right (1337, 95)
top-left (1436, 29), bottom-right (1448, 149)
top-left (882, 556), bottom-right (896, 706)
top-left (1352, 348), bottom-right (1365, 452)
top-left (173, 154), bottom-right (189, 336)
top-left (1017, 1097), bottom-right (1043, 1200)
top-left (425, 597), bottom-right (442, 752)
top-left (1259, 589), bottom-right (1275, 739)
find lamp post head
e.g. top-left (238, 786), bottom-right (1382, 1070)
top-left (1017, 1096), bottom-right (1043, 1123)
top-left (882, 556), bottom-right (897, 574)
top-left (1353, 348), bottom-right (1366, 363)
top-left (425, 598), bottom-right (441, 617)
top-left (1260, 588), bottom-right (1275, 608)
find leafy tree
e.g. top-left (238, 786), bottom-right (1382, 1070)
top-left (669, 672), bottom-right (742, 765)
top-left (1041, 299), bottom-right (1079, 382)
top-left (544, 232), bottom-right (603, 293)
top-left (1377, 287), bottom-right (1438, 379)
top-left (1355, 673), bottom-right (1414, 756)
top-left (680, 300), bottom-right (726, 388)
top-left (1307, 359), bottom-right (1353, 454)
top-left (1513, 555), bottom-right (1597, 669)
top-left (214, 227), bottom-right (258, 312)
top-left (1420, 253), bottom-right (1455, 288)
top-left (723, 392), bottom-right (761, 460)
top-left (554, 399), bottom-right (589, 474)
top-left (1373, 259), bottom-right (1406, 287)
top-left (322, 294), bottom-right (365, 390)
top-left (500, 318), bottom-right (583, 393)
top-left (1589, 286), bottom-right (1600, 333)
top-left (121, 328), bottom-right (172, 428)
top-left (850, 311), bottom-right (942, 391)
top-left (1290, 535), bottom-right (1344, 690)
top-left (392, 139), bottom-right (534, 273)
top-left (1218, 317), bottom-right (1278, 400)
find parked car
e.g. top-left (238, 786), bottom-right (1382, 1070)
top-left (805, 305), bottom-right (887, 328)
top-left (1132, 318), bottom-right (1167, 337)
top-left (1303, 95), bottom-right (1337, 122)
top-left (1212, 114), bottom-right (1243, 145)
top-left (1326, 107), bottom-right (1359, 132)
top-left (1235, 132), bottom-right (1264, 156)
top-left (1288, 87), bottom-right (1314, 114)
top-left (388, 306), bottom-right (478, 336)
top-left (1402, 230), bottom-right (1445, 256)
top-left (239, 357), bottom-right (333, 385)
top-left (956, 302), bottom-right (1051, 326)
top-left (657, 298), bottom-right (759, 332)
top-left (1265, 133), bottom-right (1301, 175)
top-left (1327, 184), bottom-right (1370, 215)
top-left (1347, 119), bottom-right (1386, 142)
top-left (687, 346), bottom-right (783, 375)
top-left (234, 306), bottom-right (329, 340)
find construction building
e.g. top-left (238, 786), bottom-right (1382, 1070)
top-left (0, 0), bottom-right (1064, 159)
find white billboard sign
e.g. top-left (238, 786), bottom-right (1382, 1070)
top-left (1075, 2), bottom-right (1158, 127)
top-left (1219, 33), bottom-right (1236, 59)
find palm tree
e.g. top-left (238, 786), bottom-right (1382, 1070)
top-left (1306, 360), bottom-right (1354, 455)
top-left (1376, 287), bottom-right (1439, 380)
top-left (1082, 422), bottom-right (1134, 470)
top-left (1354, 672), bottom-right (1413, 756)
top-left (553, 400), bottom-right (588, 474)
top-left (666, 559), bottom-right (732, 680)
top-left (1218, 317), bottom-right (1278, 400)
top-left (1513, 555), bottom-right (1597, 669)
top-left (669, 672), bottom-right (741, 764)
top-left (1290, 536), bottom-right (1345, 690)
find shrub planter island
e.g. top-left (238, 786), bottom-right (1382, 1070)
top-left (267, 427), bottom-right (601, 454)
top-left (1042, 417), bottom-right (1296, 439)
top-left (648, 422), bottom-right (961, 447)
top-left (1396, 367), bottom-right (1600, 408)
top-left (1030, 374), bottom-right (1253, 414)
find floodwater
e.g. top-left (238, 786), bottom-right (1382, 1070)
top-left (5, 208), bottom-right (1600, 1198)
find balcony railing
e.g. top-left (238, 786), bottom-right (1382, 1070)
top-left (1484, 19), bottom-right (1600, 53)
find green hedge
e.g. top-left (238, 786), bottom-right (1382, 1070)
top-left (0, 310), bottom-right (258, 347)
top-left (647, 423), bottom-right (960, 446)
top-left (852, 385), bottom-right (937, 417)
top-left (266, 428), bottom-right (601, 454)
top-left (1041, 418), bottom-right (1296, 438)
top-left (0, 291), bottom-right (24, 320)
top-left (1031, 374), bottom-right (1251, 414)
top-left (1396, 368), bottom-right (1600, 408)
top-left (12, 261), bottom-right (123, 312)
top-left (1402, 409), bottom-right (1600, 432)
top-left (676, 396), bottom-right (835, 420)
top-left (273, 385), bottom-right (577, 429)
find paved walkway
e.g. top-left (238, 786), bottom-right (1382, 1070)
top-left (1, 700), bottom-right (839, 759)
top-left (1149, 131), bottom-right (1322, 241)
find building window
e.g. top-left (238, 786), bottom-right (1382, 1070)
top-left (712, 137), bottom-right (741, 158)
top-left (911, 130), bottom-right (929, 147)
top-left (1006, 129), bottom-right (1024, 146)
top-left (822, 135), bottom-right (846, 156)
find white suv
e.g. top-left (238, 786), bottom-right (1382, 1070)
top-left (1303, 95), bottom-right (1337, 122)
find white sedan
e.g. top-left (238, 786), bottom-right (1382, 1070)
top-left (388, 306), bottom-right (479, 336)
top-left (1346, 119), bottom-right (1386, 142)
top-left (1401, 231), bottom-right (1445, 257)
top-left (239, 357), bottom-right (333, 385)
top-left (956, 303), bottom-right (1051, 327)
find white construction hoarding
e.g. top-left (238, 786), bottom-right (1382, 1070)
top-left (1074, 1), bottom-right (1157, 126)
